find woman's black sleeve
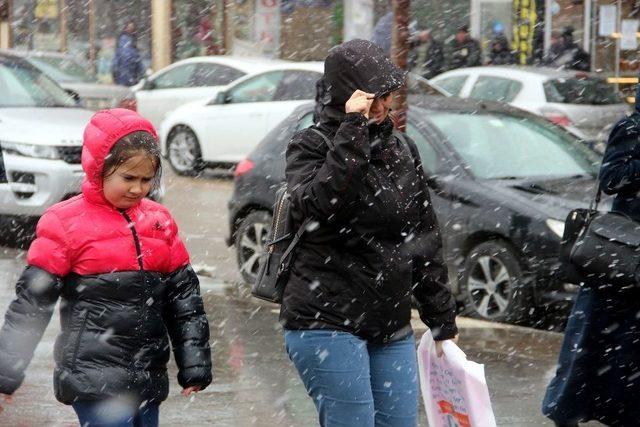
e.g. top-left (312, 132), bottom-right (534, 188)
top-left (405, 138), bottom-right (458, 341)
top-left (286, 113), bottom-right (371, 221)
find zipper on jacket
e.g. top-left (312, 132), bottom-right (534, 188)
top-left (121, 210), bottom-right (148, 375)
top-left (121, 211), bottom-right (144, 270)
top-left (270, 194), bottom-right (288, 254)
top-left (70, 310), bottom-right (89, 367)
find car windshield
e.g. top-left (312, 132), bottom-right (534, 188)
top-left (27, 55), bottom-right (96, 83)
top-left (428, 111), bottom-right (600, 179)
top-left (544, 77), bottom-right (623, 105)
top-left (0, 56), bottom-right (78, 108)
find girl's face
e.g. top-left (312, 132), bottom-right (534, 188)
top-left (103, 153), bottom-right (157, 210)
top-left (369, 93), bottom-right (394, 124)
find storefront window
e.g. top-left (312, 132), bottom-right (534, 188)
top-left (172, 0), bottom-right (219, 60)
top-left (12, 0), bottom-right (61, 51)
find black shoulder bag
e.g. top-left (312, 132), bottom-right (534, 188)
top-left (251, 128), bottom-right (332, 303)
top-left (561, 178), bottom-right (640, 286)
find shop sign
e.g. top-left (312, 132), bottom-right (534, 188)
top-left (621, 19), bottom-right (639, 50)
top-left (35, 0), bottom-right (58, 19)
top-left (343, 0), bottom-right (374, 42)
top-left (255, 0), bottom-right (281, 57)
top-left (598, 5), bottom-right (617, 37)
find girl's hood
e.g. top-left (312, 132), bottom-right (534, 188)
top-left (81, 108), bottom-right (157, 206)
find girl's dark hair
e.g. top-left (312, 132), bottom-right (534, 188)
top-left (103, 131), bottom-right (162, 192)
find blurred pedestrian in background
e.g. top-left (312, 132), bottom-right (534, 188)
top-left (112, 21), bottom-right (145, 86)
top-left (487, 23), bottom-right (516, 65)
top-left (544, 26), bottom-right (590, 71)
top-left (371, 8), bottom-right (394, 56)
top-left (542, 82), bottom-right (640, 426)
top-left (445, 25), bottom-right (481, 70)
top-left (410, 29), bottom-right (445, 79)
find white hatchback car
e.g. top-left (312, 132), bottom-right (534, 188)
top-left (159, 62), bottom-right (324, 175)
top-left (0, 53), bottom-right (94, 219)
top-left (134, 56), bottom-right (286, 128)
top-left (432, 66), bottom-right (630, 142)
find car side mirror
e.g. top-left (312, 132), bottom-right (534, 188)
top-left (64, 89), bottom-right (82, 106)
top-left (215, 91), bottom-right (231, 104)
top-left (143, 78), bottom-right (156, 90)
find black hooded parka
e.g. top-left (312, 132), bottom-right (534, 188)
top-left (280, 39), bottom-right (458, 343)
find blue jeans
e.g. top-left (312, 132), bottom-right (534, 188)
top-left (72, 399), bottom-right (159, 427)
top-left (284, 329), bottom-right (418, 427)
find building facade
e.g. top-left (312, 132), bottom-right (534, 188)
top-left (0, 0), bottom-right (338, 79)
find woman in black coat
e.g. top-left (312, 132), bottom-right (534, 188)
top-left (281, 39), bottom-right (458, 427)
top-left (542, 89), bottom-right (640, 426)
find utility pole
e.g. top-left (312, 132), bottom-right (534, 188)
top-left (391, 0), bottom-right (410, 131)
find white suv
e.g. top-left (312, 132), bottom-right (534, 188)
top-left (0, 53), bottom-right (94, 218)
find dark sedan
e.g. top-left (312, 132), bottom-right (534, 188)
top-left (227, 97), bottom-right (603, 323)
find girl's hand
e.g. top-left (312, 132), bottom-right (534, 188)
top-left (0, 394), bottom-right (13, 413)
top-left (181, 386), bottom-right (201, 397)
top-left (345, 90), bottom-right (375, 118)
top-left (435, 334), bottom-right (459, 358)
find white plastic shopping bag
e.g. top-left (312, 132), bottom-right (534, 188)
top-left (417, 330), bottom-right (497, 427)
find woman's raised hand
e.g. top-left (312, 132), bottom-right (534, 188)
top-left (345, 90), bottom-right (375, 118)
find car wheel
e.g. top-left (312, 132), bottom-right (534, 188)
top-left (459, 241), bottom-right (531, 323)
top-left (235, 211), bottom-right (272, 284)
top-left (167, 125), bottom-right (204, 176)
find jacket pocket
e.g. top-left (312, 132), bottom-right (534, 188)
top-left (70, 310), bottom-right (89, 368)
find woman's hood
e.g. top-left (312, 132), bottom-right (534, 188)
top-left (318, 39), bottom-right (406, 122)
top-left (81, 108), bottom-right (157, 206)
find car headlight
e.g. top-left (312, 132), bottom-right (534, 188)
top-left (1, 142), bottom-right (60, 160)
top-left (546, 218), bottom-right (565, 238)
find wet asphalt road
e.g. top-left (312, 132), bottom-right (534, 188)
top-left (0, 166), bottom-right (603, 426)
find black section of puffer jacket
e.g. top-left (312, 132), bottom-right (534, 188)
top-left (0, 265), bottom-right (211, 404)
top-left (280, 40), bottom-right (457, 343)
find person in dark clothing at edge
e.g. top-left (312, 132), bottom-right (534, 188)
top-left (281, 39), bottom-right (459, 427)
top-left (445, 25), bottom-right (481, 70)
top-left (112, 21), bottom-right (145, 86)
top-left (410, 29), bottom-right (445, 79)
top-left (542, 82), bottom-right (640, 427)
top-left (0, 109), bottom-right (212, 426)
top-left (543, 27), bottom-right (590, 71)
top-left (487, 31), bottom-right (516, 65)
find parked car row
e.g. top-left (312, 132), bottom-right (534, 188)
top-left (0, 48), bottom-right (626, 327)
top-left (0, 51), bottom-right (160, 228)
top-left (432, 65), bottom-right (630, 144)
top-left (227, 98), bottom-right (604, 323)
top-left (1, 49), bottom-right (132, 111)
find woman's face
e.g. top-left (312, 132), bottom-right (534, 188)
top-left (369, 93), bottom-right (394, 124)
